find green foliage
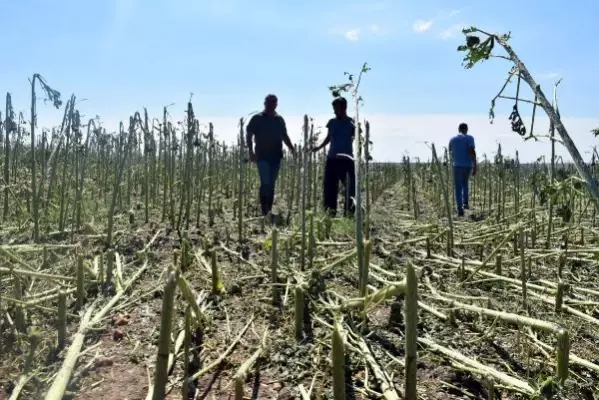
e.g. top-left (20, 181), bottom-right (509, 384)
top-left (327, 62), bottom-right (371, 104)
top-left (457, 27), bottom-right (511, 69)
top-left (537, 174), bottom-right (584, 223)
top-left (529, 375), bottom-right (561, 399)
top-left (262, 236), bottom-right (272, 252)
top-left (591, 128), bottom-right (599, 137)
top-left (331, 217), bottom-right (355, 237)
top-left (35, 74), bottom-right (62, 109)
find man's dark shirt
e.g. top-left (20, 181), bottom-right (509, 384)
top-left (246, 112), bottom-right (287, 161)
top-left (326, 116), bottom-right (354, 159)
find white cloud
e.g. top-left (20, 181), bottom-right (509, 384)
top-left (413, 20), bottom-right (434, 33)
top-left (536, 72), bottom-right (561, 81)
top-left (36, 111), bottom-right (599, 163)
top-left (416, 8), bottom-right (463, 36)
top-left (328, 25), bottom-right (385, 40)
top-left (440, 24), bottom-right (464, 40)
top-left (344, 29), bottom-right (360, 41)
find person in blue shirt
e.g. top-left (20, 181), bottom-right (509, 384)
top-left (246, 94), bottom-right (296, 218)
top-left (312, 97), bottom-right (356, 217)
top-left (448, 122), bottom-right (477, 216)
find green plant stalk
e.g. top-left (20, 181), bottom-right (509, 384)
top-left (234, 330), bottom-right (267, 400)
top-left (431, 144), bottom-right (454, 256)
top-left (58, 108), bottom-right (74, 233)
top-left (44, 301), bottom-right (96, 400)
top-left (144, 109), bottom-right (150, 223)
top-left (76, 254), bottom-right (85, 310)
top-left (271, 227), bottom-right (280, 306)
top-left (181, 306), bottom-right (191, 400)
top-left (237, 117), bottom-right (245, 241)
top-left (300, 117), bottom-right (308, 271)
top-left (358, 239), bottom-right (371, 297)
top-left (3, 93), bottom-right (13, 221)
top-left (308, 211), bottom-right (315, 270)
top-left (433, 294), bottom-right (570, 382)
top-left (519, 228), bottom-right (527, 309)
top-left (57, 290), bottom-right (67, 350)
top-left (8, 330), bottom-right (42, 400)
top-left (105, 249), bottom-right (114, 293)
top-left (207, 123), bottom-right (215, 226)
top-left (404, 262), bottom-right (418, 399)
top-left (342, 281), bottom-right (407, 311)
top-left (176, 276), bottom-right (205, 325)
top-left (419, 337), bottom-right (534, 395)
top-left (106, 117), bottom-right (135, 248)
top-left (211, 249), bottom-right (224, 294)
top-left (13, 272), bottom-right (25, 332)
top-left (152, 270), bottom-right (177, 400)
top-left (30, 76), bottom-right (39, 242)
top-left (161, 108), bottom-right (168, 222)
top-left (461, 224), bottom-right (520, 284)
top-left (75, 120), bottom-right (93, 231)
top-left (353, 112), bottom-right (366, 298)
top-left (295, 286), bottom-right (304, 341)
top-left (556, 329), bottom-right (570, 383)
top-left (364, 121), bottom-right (371, 238)
top-left (332, 320), bottom-right (346, 400)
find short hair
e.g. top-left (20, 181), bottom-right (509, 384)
top-left (332, 97), bottom-right (348, 109)
top-left (458, 123), bottom-right (468, 132)
top-left (265, 94), bottom-right (278, 102)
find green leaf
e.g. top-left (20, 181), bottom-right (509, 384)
top-left (262, 237), bottom-right (272, 252)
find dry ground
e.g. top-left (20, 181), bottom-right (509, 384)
top-left (1, 180), bottom-right (598, 400)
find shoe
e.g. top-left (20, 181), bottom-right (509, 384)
top-left (457, 210), bottom-right (464, 217)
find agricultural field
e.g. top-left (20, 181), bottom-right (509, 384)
top-left (1, 87), bottom-right (599, 400)
top-left (2, 32), bottom-right (599, 400)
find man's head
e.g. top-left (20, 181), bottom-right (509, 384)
top-left (458, 122), bottom-right (468, 134)
top-left (264, 94), bottom-right (278, 115)
top-left (332, 97), bottom-right (348, 118)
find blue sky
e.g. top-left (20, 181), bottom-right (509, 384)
top-left (1, 0), bottom-right (597, 161)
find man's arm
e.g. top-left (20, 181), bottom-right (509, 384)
top-left (314, 119), bottom-right (334, 152)
top-left (246, 116), bottom-right (257, 160)
top-left (313, 130), bottom-right (331, 152)
top-left (445, 138), bottom-right (456, 167)
top-left (469, 137), bottom-right (477, 174)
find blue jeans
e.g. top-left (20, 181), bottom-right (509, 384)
top-left (257, 158), bottom-right (281, 216)
top-left (453, 166), bottom-right (471, 214)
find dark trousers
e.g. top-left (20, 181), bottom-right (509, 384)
top-left (323, 157), bottom-right (356, 217)
top-left (453, 166), bottom-right (471, 214)
top-left (257, 158), bottom-right (282, 216)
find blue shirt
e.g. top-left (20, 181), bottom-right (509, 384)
top-left (326, 116), bottom-right (354, 159)
top-left (449, 134), bottom-right (475, 167)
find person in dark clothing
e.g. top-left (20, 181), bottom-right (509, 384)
top-left (448, 122), bottom-right (477, 217)
top-left (312, 97), bottom-right (356, 217)
top-left (246, 94), bottom-right (295, 217)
